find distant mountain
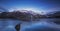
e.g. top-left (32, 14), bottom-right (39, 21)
top-left (0, 7), bottom-right (8, 12)
top-left (0, 9), bottom-right (60, 21)
top-left (47, 11), bottom-right (60, 18)
top-left (0, 10), bottom-right (46, 21)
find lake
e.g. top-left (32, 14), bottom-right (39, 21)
top-left (0, 18), bottom-right (60, 31)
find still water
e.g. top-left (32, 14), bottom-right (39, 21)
top-left (0, 18), bottom-right (60, 31)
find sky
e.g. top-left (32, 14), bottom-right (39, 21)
top-left (0, 0), bottom-right (60, 14)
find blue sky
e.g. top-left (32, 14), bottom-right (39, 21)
top-left (0, 0), bottom-right (60, 13)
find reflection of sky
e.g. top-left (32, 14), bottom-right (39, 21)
top-left (0, 19), bottom-right (20, 31)
top-left (0, 0), bottom-right (60, 13)
top-left (0, 19), bottom-right (60, 31)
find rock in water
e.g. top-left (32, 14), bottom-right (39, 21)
top-left (15, 24), bottom-right (21, 31)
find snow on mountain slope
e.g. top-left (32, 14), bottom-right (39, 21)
top-left (12, 10), bottom-right (46, 15)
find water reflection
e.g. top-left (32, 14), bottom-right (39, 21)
top-left (0, 18), bottom-right (60, 31)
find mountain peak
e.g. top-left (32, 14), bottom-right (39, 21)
top-left (13, 10), bottom-right (41, 15)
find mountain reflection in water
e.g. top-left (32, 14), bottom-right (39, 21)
top-left (0, 18), bottom-right (60, 31)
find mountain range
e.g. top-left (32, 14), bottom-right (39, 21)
top-left (0, 9), bottom-right (60, 21)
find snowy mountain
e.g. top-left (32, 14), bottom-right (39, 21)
top-left (0, 10), bottom-right (46, 21)
top-left (0, 9), bottom-right (60, 21)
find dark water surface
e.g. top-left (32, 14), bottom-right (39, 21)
top-left (0, 18), bottom-right (60, 31)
